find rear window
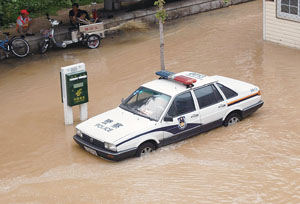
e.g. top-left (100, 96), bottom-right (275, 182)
top-left (217, 83), bottom-right (238, 99)
top-left (194, 85), bottom-right (223, 109)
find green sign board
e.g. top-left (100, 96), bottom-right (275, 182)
top-left (65, 71), bottom-right (89, 106)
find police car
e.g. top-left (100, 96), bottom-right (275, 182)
top-left (73, 70), bottom-right (263, 161)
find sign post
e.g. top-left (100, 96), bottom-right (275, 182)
top-left (61, 63), bottom-right (89, 125)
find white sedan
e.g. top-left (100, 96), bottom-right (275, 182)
top-left (74, 70), bottom-right (263, 161)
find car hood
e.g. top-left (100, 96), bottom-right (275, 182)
top-left (76, 107), bottom-right (155, 144)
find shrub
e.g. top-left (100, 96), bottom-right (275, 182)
top-left (0, 0), bottom-right (103, 27)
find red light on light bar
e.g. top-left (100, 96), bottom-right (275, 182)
top-left (174, 75), bottom-right (197, 85)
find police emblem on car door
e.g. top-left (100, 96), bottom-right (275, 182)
top-left (162, 91), bottom-right (200, 145)
top-left (177, 116), bottom-right (187, 130)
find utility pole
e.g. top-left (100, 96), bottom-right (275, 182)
top-left (155, 0), bottom-right (167, 71)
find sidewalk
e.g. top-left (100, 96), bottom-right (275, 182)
top-left (23, 0), bottom-right (253, 53)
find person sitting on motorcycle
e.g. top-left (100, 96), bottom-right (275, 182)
top-left (69, 3), bottom-right (90, 26)
top-left (77, 12), bottom-right (91, 25)
top-left (16, 9), bottom-right (34, 36)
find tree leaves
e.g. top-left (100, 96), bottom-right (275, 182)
top-left (154, 0), bottom-right (167, 23)
top-left (0, 0), bottom-right (72, 26)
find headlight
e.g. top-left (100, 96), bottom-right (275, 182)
top-left (76, 129), bottom-right (83, 138)
top-left (104, 142), bottom-right (117, 152)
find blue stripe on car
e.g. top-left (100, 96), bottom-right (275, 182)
top-left (116, 123), bottom-right (200, 146)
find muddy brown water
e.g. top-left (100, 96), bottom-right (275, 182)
top-left (0, 1), bottom-right (299, 203)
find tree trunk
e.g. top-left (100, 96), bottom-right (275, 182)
top-left (104, 0), bottom-right (113, 11)
top-left (159, 19), bottom-right (165, 70)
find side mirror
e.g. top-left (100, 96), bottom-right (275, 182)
top-left (46, 13), bottom-right (49, 20)
top-left (164, 116), bottom-right (173, 122)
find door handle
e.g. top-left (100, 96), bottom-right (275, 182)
top-left (191, 114), bottom-right (199, 118)
top-left (218, 104), bottom-right (226, 108)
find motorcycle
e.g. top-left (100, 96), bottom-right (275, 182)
top-left (39, 13), bottom-right (105, 54)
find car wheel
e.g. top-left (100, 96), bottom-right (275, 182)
top-left (223, 113), bottom-right (242, 127)
top-left (136, 142), bottom-right (156, 157)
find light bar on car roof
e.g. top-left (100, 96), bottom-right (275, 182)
top-left (156, 70), bottom-right (197, 87)
top-left (155, 70), bottom-right (175, 79)
top-left (173, 75), bottom-right (197, 86)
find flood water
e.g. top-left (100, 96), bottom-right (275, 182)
top-left (0, 1), bottom-right (299, 203)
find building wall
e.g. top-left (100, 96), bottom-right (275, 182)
top-left (264, 0), bottom-right (300, 49)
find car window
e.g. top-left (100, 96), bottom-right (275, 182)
top-left (167, 92), bottom-right (196, 117)
top-left (212, 84), bottom-right (224, 102)
top-left (217, 83), bottom-right (238, 99)
top-left (121, 87), bottom-right (171, 121)
top-left (194, 85), bottom-right (223, 109)
top-left (127, 89), bottom-right (152, 106)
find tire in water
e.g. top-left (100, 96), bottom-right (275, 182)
top-left (87, 35), bottom-right (100, 49)
top-left (39, 40), bottom-right (49, 54)
top-left (136, 142), bottom-right (156, 157)
top-left (10, 38), bottom-right (30, 58)
top-left (223, 113), bottom-right (242, 127)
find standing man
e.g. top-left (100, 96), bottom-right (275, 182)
top-left (16, 9), bottom-right (34, 36)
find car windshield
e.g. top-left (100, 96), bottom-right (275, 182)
top-left (120, 87), bottom-right (171, 121)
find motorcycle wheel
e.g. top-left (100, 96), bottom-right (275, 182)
top-left (39, 40), bottom-right (49, 54)
top-left (86, 35), bottom-right (100, 49)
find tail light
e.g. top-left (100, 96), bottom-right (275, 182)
top-left (258, 90), bottom-right (261, 95)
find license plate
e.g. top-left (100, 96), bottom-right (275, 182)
top-left (84, 146), bottom-right (98, 156)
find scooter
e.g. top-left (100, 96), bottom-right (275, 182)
top-left (39, 13), bottom-right (105, 53)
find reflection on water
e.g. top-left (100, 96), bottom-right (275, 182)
top-left (0, 1), bottom-right (300, 203)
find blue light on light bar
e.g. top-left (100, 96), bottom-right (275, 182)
top-left (155, 70), bottom-right (175, 79)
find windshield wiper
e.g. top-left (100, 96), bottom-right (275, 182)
top-left (120, 105), bottom-right (155, 121)
top-left (133, 109), bottom-right (155, 121)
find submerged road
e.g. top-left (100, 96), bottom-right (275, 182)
top-left (0, 1), bottom-right (299, 203)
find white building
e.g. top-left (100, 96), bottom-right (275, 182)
top-left (263, 0), bottom-right (300, 48)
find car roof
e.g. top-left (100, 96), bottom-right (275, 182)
top-left (142, 71), bottom-right (217, 96)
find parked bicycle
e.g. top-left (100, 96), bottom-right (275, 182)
top-left (0, 31), bottom-right (30, 59)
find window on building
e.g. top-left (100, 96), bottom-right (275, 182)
top-left (277, 0), bottom-right (300, 22)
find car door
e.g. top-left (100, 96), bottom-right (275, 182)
top-left (193, 84), bottom-right (227, 132)
top-left (161, 91), bottom-right (201, 145)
